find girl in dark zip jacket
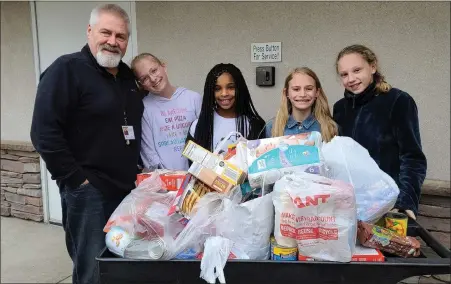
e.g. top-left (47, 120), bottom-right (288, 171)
top-left (333, 44), bottom-right (427, 220)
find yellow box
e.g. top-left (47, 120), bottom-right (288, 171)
top-left (189, 163), bottom-right (235, 193)
top-left (183, 140), bottom-right (246, 186)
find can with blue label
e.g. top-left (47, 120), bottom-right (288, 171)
top-left (270, 236), bottom-right (298, 261)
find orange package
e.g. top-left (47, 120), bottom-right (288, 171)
top-left (137, 171), bottom-right (188, 191)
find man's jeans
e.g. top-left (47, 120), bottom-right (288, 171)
top-left (61, 183), bottom-right (123, 284)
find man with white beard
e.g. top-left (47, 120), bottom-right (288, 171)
top-left (30, 4), bottom-right (144, 284)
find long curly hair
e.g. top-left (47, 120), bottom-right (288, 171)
top-left (194, 63), bottom-right (266, 151)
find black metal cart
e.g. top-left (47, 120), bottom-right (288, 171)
top-left (96, 218), bottom-right (450, 284)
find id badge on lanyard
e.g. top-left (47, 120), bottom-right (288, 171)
top-left (122, 111), bottom-right (135, 145)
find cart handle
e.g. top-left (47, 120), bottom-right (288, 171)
top-left (410, 217), bottom-right (451, 258)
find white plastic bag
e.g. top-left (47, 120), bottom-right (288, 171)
top-left (104, 170), bottom-right (182, 239)
top-left (321, 136), bottom-right (400, 223)
top-left (273, 172), bottom-right (357, 262)
top-left (214, 193), bottom-right (274, 260)
top-left (107, 170), bottom-right (273, 266)
top-left (163, 187), bottom-right (273, 259)
top-left (198, 193), bottom-right (273, 283)
top-left (213, 131), bottom-right (245, 156)
top-left (213, 131), bottom-right (248, 172)
top-left (104, 170), bottom-right (188, 259)
top-left (200, 236), bottom-right (233, 284)
top-left (159, 186), bottom-right (244, 260)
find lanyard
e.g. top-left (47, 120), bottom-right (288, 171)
top-left (123, 110), bottom-right (128, 126)
top-left (114, 75), bottom-right (131, 146)
top-left (123, 111), bottom-right (130, 145)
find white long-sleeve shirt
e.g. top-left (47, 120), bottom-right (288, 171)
top-left (141, 87), bottom-right (202, 170)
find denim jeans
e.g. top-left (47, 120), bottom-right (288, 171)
top-left (61, 183), bottom-right (123, 284)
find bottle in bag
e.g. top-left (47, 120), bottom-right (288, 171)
top-left (147, 237), bottom-right (166, 259)
top-left (106, 226), bottom-right (166, 259)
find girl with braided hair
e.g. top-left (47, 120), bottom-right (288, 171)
top-left (186, 63), bottom-right (266, 155)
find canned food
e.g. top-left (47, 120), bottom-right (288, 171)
top-left (270, 236), bottom-right (298, 261)
top-left (385, 212), bottom-right (408, 236)
top-left (105, 226), bottom-right (133, 257)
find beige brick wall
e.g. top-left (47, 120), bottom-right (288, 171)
top-left (1, 141), bottom-right (43, 222)
top-left (418, 180), bottom-right (451, 248)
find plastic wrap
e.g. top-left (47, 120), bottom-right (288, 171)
top-left (322, 136), bottom-right (400, 223)
top-left (241, 131), bottom-right (325, 190)
top-left (104, 170), bottom-right (184, 239)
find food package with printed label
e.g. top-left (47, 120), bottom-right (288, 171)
top-left (183, 140), bottom-right (246, 192)
top-left (273, 172), bottom-right (357, 262)
top-left (357, 221), bottom-right (420, 258)
top-left (136, 171), bottom-right (188, 191)
top-left (242, 131), bottom-right (325, 189)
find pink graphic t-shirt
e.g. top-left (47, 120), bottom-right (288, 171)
top-left (141, 87), bottom-right (202, 170)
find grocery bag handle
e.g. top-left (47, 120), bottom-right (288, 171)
top-left (213, 131), bottom-right (244, 155)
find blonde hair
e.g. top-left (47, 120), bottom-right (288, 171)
top-left (130, 53), bottom-right (164, 89)
top-left (335, 44), bottom-right (391, 93)
top-left (130, 52), bottom-right (163, 72)
top-left (271, 67), bottom-right (338, 142)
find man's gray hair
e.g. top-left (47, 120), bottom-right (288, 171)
top-left (89, 4), bottom-right (131, 35)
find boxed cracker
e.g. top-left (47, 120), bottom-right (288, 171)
top-left (183, 140), bottom-right (246, 189)
top-left (189, 162), bottom-right (238, 193)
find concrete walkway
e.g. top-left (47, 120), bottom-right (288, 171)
top-left (1, 216), bottom-right (449, 284)
top-left (1, 216), bottom-right (72, 283)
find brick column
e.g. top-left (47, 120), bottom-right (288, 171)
top-left (1, 141), bottom-right (43, 222)
top-left (418, 180), bottom-right (451, 248)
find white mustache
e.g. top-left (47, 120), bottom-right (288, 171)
top-left (100, 44), bottom-right (121, 55)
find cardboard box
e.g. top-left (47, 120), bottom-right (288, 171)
top-left (190, 162), bottom-right (239, 193)
top-left (136, 173), bottom-right (153, 186)
top-left (183, 141), bottom-right (246, 189)
top-left (297, 246), bottom-right (385, 262)
top-left (136, 171), bottom-right (188, 191)
top-left (160, 171), bottom-right (187, 191)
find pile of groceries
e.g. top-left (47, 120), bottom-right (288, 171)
top-left (104, 131), bottom-right (421, 284)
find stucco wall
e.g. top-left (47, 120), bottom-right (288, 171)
top-left (1, 2), bottom-right (36, 142)
top-left (136, 1), bottom-right (450, 181)
top-left (1, 2), bottom-right (449, 180)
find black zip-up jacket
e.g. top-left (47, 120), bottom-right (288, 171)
top-left (333, 82), bottom-right (427, 216)
top-left (30, 44), bottom-right (145, 199)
